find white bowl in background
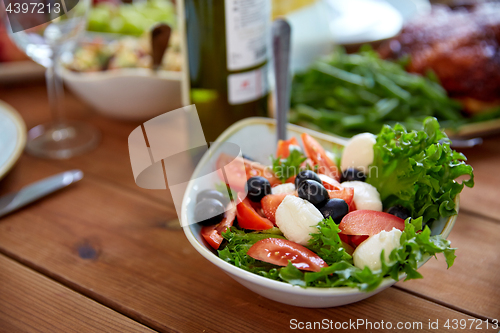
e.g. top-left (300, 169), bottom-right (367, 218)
top-left (181, 117), bottom-right (458, 308)
top-left (60, 67), bottom-right (182, 121)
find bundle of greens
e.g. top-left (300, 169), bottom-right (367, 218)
top-left (366, 117), bottom-right (474, 225)
top-left (290, 47), bottom-right (466, 137)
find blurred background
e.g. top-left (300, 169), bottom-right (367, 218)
top-left (1, 0), bottom-right (499, 141)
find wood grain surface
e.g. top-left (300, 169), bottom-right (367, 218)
top-left (0, 83), bottom-right (499, 332)
top-left (0, 254), bottom-right (156, 333)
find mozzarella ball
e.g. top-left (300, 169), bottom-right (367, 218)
top-left (271, 183), bottom-right (296, 195)
top-left (275, 195), bottom-right (323, 245)
top-left (342, 181), bottom-right (382, 211)
top-left (353, 228), bottom-right (402, 271)
top-left (341, 133), bottom-right (376, 174)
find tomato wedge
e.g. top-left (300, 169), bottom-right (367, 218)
top-left (339, 210), bottom-right (405, 236)
top-left (201, 204), bottom-right (236, 250)
top-left (261, 193), bottom-right (290, 223)
top-left (236, 194), bottom-right (274, 230)
top-left (216, 153), bottom-right (280, 192)
top-left (276, 137), bottom-right (300, 158)
top-left (247, 238), bottom-right (328, 272)
top-left (328, 187), bottom-right (354, 206)
top-left (301, 133), bottom-right (341, 181)
top-left (350, 235), bottom-right (369, 247)
top-left (318, 174), bottom-right (342, 190)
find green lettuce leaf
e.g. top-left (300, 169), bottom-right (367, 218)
top-left (219, 216), bottom-right (456, 292)
top-left (366, 117), bottom-right (474, 225)
top-left (271, 149), bottom-right (307, 183)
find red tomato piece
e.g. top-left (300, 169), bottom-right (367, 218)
top-left (350, 235), bottom-right (369, 247)
top-left (236, 195), bottom-right (274, 230)
top-left (318, 174), bottom-right (342, 190)
top-left (261, 193), bottom-right (289, 223)
top-left (339, 210), bottom-right (405, 236)
top-left (327, 187), bottom-right (354, 207)
top-left (247, 238), bottom-right (328, 272)
top-left (276, 137), bottom-right (300, 158)
top-left (301, 133), bottom-right (341, 181)
top-left (216, 154), bottom-right (280, 192)
top-left (201, 204), bottom-right (236, 250)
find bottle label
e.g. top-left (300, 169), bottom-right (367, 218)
top-left (227, 65), bottom-right (267, 105)
top-left (225, 0), bottom-right (270, 71)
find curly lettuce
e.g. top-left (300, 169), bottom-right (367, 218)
top-left (219, 217), bottom-right (456, 292)
top-left (366, 117), bottom-right (474, 225)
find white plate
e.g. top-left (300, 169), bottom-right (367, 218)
top-left (0, 100), bottom-right (26, 180)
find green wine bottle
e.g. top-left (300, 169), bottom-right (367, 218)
top-left (180, 0), bottom-right (271, 142)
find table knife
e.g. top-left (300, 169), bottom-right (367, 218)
top-left (0, 170), bottom-right (83, 218)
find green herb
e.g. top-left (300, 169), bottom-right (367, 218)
top-left (366, 117), bottom-right (474, 225)
top-left (307, 217), bottom-right (352, 265)
top-left (290, 47), bottom-right (466, 137)
top-left (218, 227), bottom-right (285, 279)
top-left (215, 182), bottom-right (236, 201)
top-left (271, 149), bottom-right (307, 183)
top-left (221, 216), bottom-right (457, 292)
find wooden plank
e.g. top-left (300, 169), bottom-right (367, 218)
top-left (455, 138), bottom-right (500, 221)
top-left (396, 211), bottom-right (500, 321)
top-left (0, 83), bottom-right (498, 331)
top-left (0, 254), bottom-right (156, 333)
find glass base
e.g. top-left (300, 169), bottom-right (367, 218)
top-left (26, 121), bottom-right (100, 159)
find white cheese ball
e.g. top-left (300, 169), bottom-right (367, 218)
top-left (341, 133), bottom-right (376, 174)
top-left (342, 181), bottom-right (382, 211)
top-left (353, 228), bottom-right (402, 271)
top-left (275, 195), bottom-right (323, 246)
top-left (271, 183), bottom-right (296, 195)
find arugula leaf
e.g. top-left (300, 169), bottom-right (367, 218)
top-left (271, 149), bottom-right (307, 183)
top-left (366, 117), bottom-right (474, 225)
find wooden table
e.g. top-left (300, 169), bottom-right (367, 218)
top-left (0, 82), bottom-right (499, 333)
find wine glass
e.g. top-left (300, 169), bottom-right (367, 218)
top-left (2, 0), bottom-right (100, 159)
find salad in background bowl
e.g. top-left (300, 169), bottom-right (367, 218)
top-left (182, 117), bottom-right (473, 307)
top-left (59, 31), bottom-right (182, 121)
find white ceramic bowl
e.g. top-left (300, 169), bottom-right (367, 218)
top-left (182, 117), bottom-right (458, 308)
top-left (60, 67), bottom-right (182, 121)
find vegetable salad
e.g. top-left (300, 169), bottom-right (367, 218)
top-left (194, 118), bottom-right (473, 291)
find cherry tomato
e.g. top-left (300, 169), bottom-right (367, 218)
top-left (318, 174), bottom-right (342, 190)
top-left (339, 210), bottom-right (405, 236)
top-left (236, 194), bottom-right (274, 230)
top-left (261, 193), bottom-right (290, 223)
top-left (301, 133), bottom-right (341, 181)
top-left (200, 204), bottom-right (236, 250)
top-left (216, 154), bottom-right (280, 192)
top-left (276, 137), bottom-right (300, 158)
top-left (247, 238), bottom-right (328, 272)
top-left (327, 187), bottom-right (354, 207)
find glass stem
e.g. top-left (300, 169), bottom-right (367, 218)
top-left (46, 46), bottom-right (65, 128)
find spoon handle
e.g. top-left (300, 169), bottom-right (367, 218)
top-left (272, 19), bottom-right (292, 142)
top-left (151, 23), bottom-right (172, 71)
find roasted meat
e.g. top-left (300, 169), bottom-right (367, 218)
top-left (378, 3), bottom-right (500, 113)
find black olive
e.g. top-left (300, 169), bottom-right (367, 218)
top-left (341, 168), bottom-right (366, 182)
top-left (319, 199), bottom-right (349, 224)
top-left (387, 205), bottom-right (411, 220)
top-left (246, 176), bottom-right (271, 202)
top-left (297, 180), bottom-right (329, 207)
top-left (294, 169), bottom-right (321, 188)
top-left (194, 199), bottom-right (225, 226)
top-left (196, 189), bottom-right (229, 207)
